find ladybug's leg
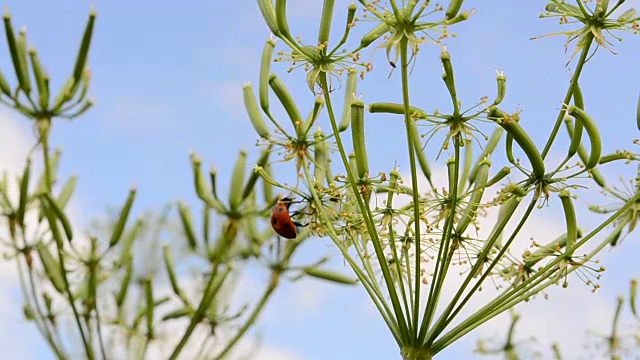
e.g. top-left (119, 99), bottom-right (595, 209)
top-left (292, 221), bottom-right (309, 228)
top-left (289, 211), bottom-right (313, 217)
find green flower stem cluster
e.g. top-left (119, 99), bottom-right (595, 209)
top-left (252, 0), bottom-right (640, 359)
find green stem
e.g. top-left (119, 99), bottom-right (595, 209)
top-left (319, 72), bottom-right (410, 341)
top-left (301, 161), bottom-right (402, 343)
top-left (540, 33), bottom-right (593, 159)
top-left (399, 36), bottom-right (423, 343)
top-left (431, 191), bottom-right (640, 353)
top-left (39, 119), bottom-right (94, 360)
top-left (419, 142), bottom-right (461, 341)
top-left (168, 266), bottom-right (231, 360)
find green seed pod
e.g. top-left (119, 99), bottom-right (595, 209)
top-left (269, 74), bottom-right (303, 133)
top-left (314, 129), bottom-right (328, 185)
top-left (493, 71), bottom-right (506, 106)
top-left (546, 2), bottom-right (580, 14)
top-left (447, 157), bottom-right (456, 194)
top-left (317, 0), bottom-right (335, 46)
top-left (144, 276), bottom-right (154, 338)
top-left (3, 12), bottom-right (29, 94)
top-left (506, 183), bottom-right (527, 197)
top-left (598, 153), bottom-right (628, 164)
top-left (523, 230), bottom-right (583, 269)
top-left (559, 190), bottom-right (577, 255)
top-left (489, 107), bottom-right (545, 178)
top-left (207, 168), bottom-right (225, 211)
top-left (619, 8), bottom-right (637, 22)
top-left (275, 0), bottom-right (292, 39)
top-left (486, 196), bottom-right (520, 247)
top-left (56, 175), bottom-right (77, 210)
top-left (257, 0), bottom-right (280, 36)
top-left (565, 119), bottom-right (606, 187)
top-left (51, 77), bottom-right (75, 112)
top-left (229, 150), bottom-right (247, 210)
top-left (202, 204), bottom-right (210, 246)
top-left (43, 193), bottom-right (73, 241)
top-left (410, 120), bottom-right (432, 185)
top-left (0, 69), bottom-right (11, 96)
top-left (369, 102), bottom-right (428, 119)
top-left (242, 145), bottom-right (272, 200)
top-left (72, 10), bottom-right (96, 84)
top-left (23, 303), bottom-right (34, 321)
top-left (484, 166), bottom-right (510, 188)
top-left (243, 82), bottom-right (270, 139)
top-left (109, 188), bottom-right (136, 248)
top-left (568, 82), bottom-right (585, 158)
top-left (117, 218), bottom-right (142, 268)
top-left (359, 22), bottom-right (390, 48)
top-left (385, 169), bottom-right (400, 217)
top-left (28, 48), bottom-right (49, 110)
top-left (262, 164), bottom-right (274, 203)
top-left (64, 99), bottom-right (94, 119)
top-left (71, 70), bottom-right (91, 106)
top-left (36, 242), bottom-right (66, 293)
top-left (348, 152), bottom-right (358, 184)
top-left (636, 92), bottom-right (640, 131)
top-left (162, 307), bottom-right (193, 321)
top-left (568, 105), bottom-right (601, 169)
top-left (40, 199), bottom-right (64, 247)
top-left (17, 158), bottom-right (31, 228)
top-left (339, 69), bottom-right (357, 132)
top-left (299, 97), bottom-right (323, 138)
top-left (115, 255), bottom-right (133, 307)
top-left (85, 237), bottom-right (98, 312)
top-left (445, 11), bottom-right (470, 25)
top-left (335, 4), bottom-right (357, 48)
top-left (631, 279), bottom-right (638, 317)
top-left (456, 159), bottom-right (489, 234)
top-left (260, 39), bottom-right (276, 112)
top-left (595, 0), bottom-right (609, 17)
top-left (190, 153), bottom-right (211, 201)
top-left (351, 100), bottom-right (369, 179)
top-left (303, 267), bottom-right (357, 285)
top-left (325, 157), bottom-right (335, 187)
top-left (440, 50), bottom-right (457, 102)
top-left (178, 201), bottom-right (198, 251)
top-left (446, 0), bottom-right (464, 19)
top-left (16, 27), bottom-right (31, 95)
top-left (163, 245), bottom-right (188, 302)
top-left (469, 127), bottom-right (503, 184)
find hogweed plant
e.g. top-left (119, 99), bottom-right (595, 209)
top-left (0, 7), bottom-right (356, 360)
top-left (249, 0), bottom-right (640, 359)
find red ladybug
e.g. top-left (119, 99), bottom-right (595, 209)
top-left (271, 197), bottom-right (307, 239)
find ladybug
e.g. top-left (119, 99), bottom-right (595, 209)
top-left (270, 197), bottom-right (307, 239)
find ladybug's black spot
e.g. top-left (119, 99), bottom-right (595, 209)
top-left (271, 217), bottom-right (278, 225)
top-left (283, 223), bottom-right (291, 229)
top-left (278, 207), bottom-right (284, 213)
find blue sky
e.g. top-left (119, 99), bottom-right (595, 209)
top-left (1, 0), bottom-right (640, 359)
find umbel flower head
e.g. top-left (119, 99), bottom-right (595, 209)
top-left (534, 0), bottom-right (640, 65)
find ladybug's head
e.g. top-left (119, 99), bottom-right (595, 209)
top-left (280, 197), bottom-right (294, 209)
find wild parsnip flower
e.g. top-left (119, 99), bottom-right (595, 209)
top-left (535, 0), bottom-right (640, 64)
top-left (589, 165), bottom-right (640, 246)
top-left (359, 0), bottom-right (471, 70)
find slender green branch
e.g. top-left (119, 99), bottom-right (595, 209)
top-left (169, 266), bottom-right (231, 360)
top-left (39, 120), bottom-right (94, 360)
top-left (399, 36), bottom-right (423, 343)
top-left (540, 33), bottom-right (593, 159)
top-left (319, 72), bottom-right (410, 341)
